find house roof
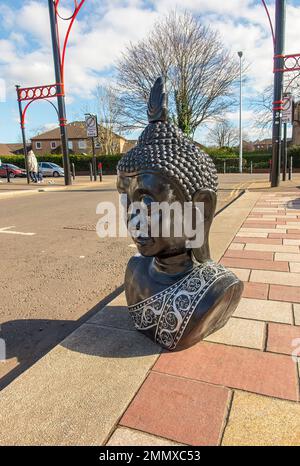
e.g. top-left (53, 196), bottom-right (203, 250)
top-left (254, 138), bottom-right (272, 145)
top-left (31, 121), bottom-right (126, 141)
top-left (0, 144), bottom-right (13, 156)
top-left (7, 143), bottom-right (28, 151)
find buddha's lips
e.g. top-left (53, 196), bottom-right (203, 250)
top-left (134, 236), bottom-right (154, 246)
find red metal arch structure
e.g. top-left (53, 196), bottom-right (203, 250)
top-left (262, 0), bottom-right (300, 186)
top-left (16, 0), bottom-right (86, 184)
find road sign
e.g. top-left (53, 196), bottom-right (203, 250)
top-left (85, 114), bottom-right (98, 138)
top-left (282, 93), bottom-right (293, 124)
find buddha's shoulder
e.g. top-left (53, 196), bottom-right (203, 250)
top-left (125, 254), bottom-right (152, 279)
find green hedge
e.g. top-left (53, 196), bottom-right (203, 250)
top-left (2, 145), bottom-right (299, 172)
top-left (0, 154), bottom-right (123, 174)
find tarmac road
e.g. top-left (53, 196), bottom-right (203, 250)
top-left (0, 175), bottom-right (257, 389)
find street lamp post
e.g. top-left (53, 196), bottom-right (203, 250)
top-left (238, 51), bottom-right (243, 174)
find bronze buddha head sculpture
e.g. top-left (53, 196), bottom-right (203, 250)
top-left (117, 77), bottom-right (243, 351)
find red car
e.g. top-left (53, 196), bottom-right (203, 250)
top-left (0, 163), bottom-right (26, 178)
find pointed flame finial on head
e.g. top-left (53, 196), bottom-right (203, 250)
top-left (147, 76), bottom-right (168, 123)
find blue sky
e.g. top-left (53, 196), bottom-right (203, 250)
top-left (0, 0), bottom-right (300, 144)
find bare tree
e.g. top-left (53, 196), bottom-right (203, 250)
top-left (95, 84), bottom-right (125, 155)
top-left (207, 119), bottom-right (239, 148)
top-left (116, 11), bottom-right (239, 136)
top-left (252, 74), bottom-right (300, 135)
top-left (251, 84), bottom-right (273, 135)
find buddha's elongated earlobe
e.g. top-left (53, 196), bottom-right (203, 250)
top-left (191, 189), bottom-right (217, 263)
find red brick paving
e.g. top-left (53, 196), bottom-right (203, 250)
top-left (269, 285), bottom-right (300, 303)
top-left (224, 250), bottom-right (274, 260)
top-left (242, 223), bottom-right (278, 229)
top-left (253, 210), bottom-right (286, 215)
top-left (278, 218), bottom-right (300, 222)
top-left (242, 282), bottom-right (269, 300)
top-left (269, 233), bottom-right (300, 239)
top-left (267, 323), bottom-right (300, 355)
top-left (120, 372), bottom-right (230, 446)
top-left (220, 257), bottom-right (289, 272)
top-left (233, 236), bottom-right (282, 245)
top-left (153, 342), bottom-right (299, 401)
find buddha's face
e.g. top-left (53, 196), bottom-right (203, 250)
top-left (117, 171), bottom-right (188, 257)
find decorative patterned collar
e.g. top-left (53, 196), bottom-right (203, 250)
top-left (128, 261), bottom-right (235, 350)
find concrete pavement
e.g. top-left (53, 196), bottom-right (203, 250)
top-left (0, 174), bottom-right (246, 389)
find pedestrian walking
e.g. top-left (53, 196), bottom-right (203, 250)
top-left (27, 150), bottom-right (38, 183)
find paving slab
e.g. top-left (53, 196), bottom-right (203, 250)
top-left (233, 236), bottom-right (282, 245)
top-left (224, 249), bottom-right (274, 260)
top-left (120, 372), bottom-right (231, 446)
top-left (227, 267), bottom-right (250, 281)
top-left (205, 317), bottom-right (265, 350)
top-left (269, 284), bottom-right (300, 303)
top-left (245, 243), bottom-right (299, 253)
top-left (0, 324), bottom-right (161, 445)
top-left (233, 298), bottom-right (293, 324)
top-left (228, 243), bottom-right (245, 250)
top-left (284, 239), bottom-right (300, 245)
top-left (267, 322), bottom-right (300, 355)
top-left (250, 270), bottom-right (300, 286)
top-left (153, 341), bottom-right (299, 401)
top-left (242, 282), bottom-right (269, 300)
top-left (221, 256), bottom-right (289, 272)
top-left (294, 304), bottom-right (300, 325)
top-left (236, 231), bottom-right (268, 238)
top-left (107, 427), bottom-right (184, 446)
top-left (222, 391), bottom-right (300, 446)
top-left (275, 253), bottom-right (300, 262)
top-left (290, 262), bottom-right (300, 273)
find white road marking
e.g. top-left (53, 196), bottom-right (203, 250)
top-left (0, 226), bottom-right (35, 236)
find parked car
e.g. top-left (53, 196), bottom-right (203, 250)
top-left (38, 162), bottom-right (64, 177)
top-left (0, 163), bottom-right (26, 178)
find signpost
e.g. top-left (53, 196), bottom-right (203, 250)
top-left (282, 93), bottom-right (293, 181)
top-left (282, 93), bottom-right (293, 124)
top-left (85, 114), bottom-right (98, 181)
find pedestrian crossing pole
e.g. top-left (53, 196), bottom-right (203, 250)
top-left (48, 0), bottom-right (72, 186)
top-left (271, 0), bottom-right (286, 187)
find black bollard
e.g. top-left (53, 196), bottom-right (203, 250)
top-left (71, 163), bottom-right (75, 181)
top-left (98, 162), bottom-right (102, 182)
top-left (288, 156), bottom-right (293, 180)
top-left (6, 165), bottom-right (10, 183)
top-left (89, 162), bottom-right (93, 181)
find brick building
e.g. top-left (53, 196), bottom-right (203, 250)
top-left (30, 121), bottom-right (136, 156)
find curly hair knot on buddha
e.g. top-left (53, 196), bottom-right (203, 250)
top-left (117, 78), bottom-right (218, 201)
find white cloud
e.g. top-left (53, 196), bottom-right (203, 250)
top-left (0, 1), bottom-right (160, 100)
top-left (1, 0), bottom-right (300, 141)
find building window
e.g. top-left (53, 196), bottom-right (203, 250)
top-left (68, 141), bottom-right (73, 150)
top-left (50, 141), bottom-right (57, 149)
top-left (35, 142), bottom-right (42, 150)
top-left (78, 140), bottom-right (87, 150)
